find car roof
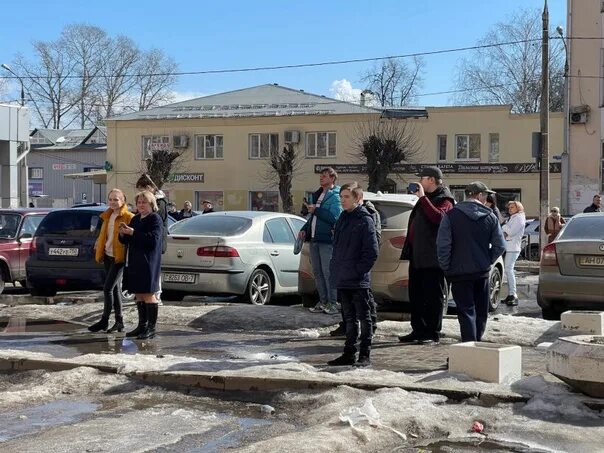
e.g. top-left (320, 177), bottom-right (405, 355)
top-left (0, 208), bottom-right (52, 214)
top-left (50, 206), bottom-right (107, 213)
top-left (569, 212), bottom-right (604, 219)
top-left (363, 191), bottom-right (418, 205)
top-left (199, 210), bottom-right (305, 220)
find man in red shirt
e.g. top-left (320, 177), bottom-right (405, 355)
top-left (398, 167), bottom-right (455, 344)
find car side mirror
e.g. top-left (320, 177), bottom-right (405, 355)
top-left (19, 232), bottom-right (33, 240)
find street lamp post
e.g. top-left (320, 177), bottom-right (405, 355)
top-left (1, 64), bottom-right (25, 107)
top-left (539, 1), bottom-right (550, 254)
top-left (557, 26), bottom-right (570, 215)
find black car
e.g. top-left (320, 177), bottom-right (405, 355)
top-left (26, 207), bottom-right (129, 299)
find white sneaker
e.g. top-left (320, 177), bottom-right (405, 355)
top-left (309, 302), bottom-right (327, 313)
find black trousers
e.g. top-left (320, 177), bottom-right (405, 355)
top-left (451, 277), bottom-right (489, 342)
top-left (103, 254), bottom-right (124, 320)
top-left (340, 288), bottom-right (373, 356)
top-left (338, 288), bottom-right (377, 329)
top-left (408, 266), bottom-right (447, 340)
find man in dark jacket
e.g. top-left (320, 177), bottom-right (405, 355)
top-left (437, 181), bottom-right (506, 342)
top-left (201, 200), bottom-right (215, 214)
top-left (327, 184), bottom-right (379, 367)
top-left (299, 167), bottom-right (343, 314)
top-left (583, 194), bottom-right (601, 213)
top-left (177, 201), bottom-right (198, 220)
top-left (398, 166), bottom-right (455, 344)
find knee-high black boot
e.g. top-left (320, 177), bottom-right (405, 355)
top-left (137, 303), bottom-right (158, 340)
top-left (126, 301), bottom-right (147, 337)
top-left (107, 297), bottom-right (124, 333)
top-left (88, 298), bottom-right (112, 332)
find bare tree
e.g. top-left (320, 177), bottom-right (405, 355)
top-left (144, 149), bottom-right (183, 190)
top-left (352, 119), bottom-right (423, 192)
top-left (361, 57), bottom-right (424, 107)
top-left (135, 49), bottom-right (177, 111)
top-left (454, 8), bottom-right (564, 113)
top-left (262, 144), bottom-right (302, 214)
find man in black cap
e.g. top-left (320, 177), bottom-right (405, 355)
top-left (201, 200), bottom-right (215, 214)
top-left (436, 181), bottom-right (505, 342)
top-left (398, 166), bottom-right (455, 344)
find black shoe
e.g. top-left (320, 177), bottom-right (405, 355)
top-left (137, 304), bottom-right (158, 340)
top-left (505, 296), bottom-right (519, 306)
top-left (418, 334), bottom-right (440, 345)
top-left (126, 301), bottom-right (147, 338)
top-left (354, 355), bottom-right (371, 367)
top-left (398, 332), bottom-right (420, 343)
top-left (106, 318), bottom-right (124, 333)
top-left (327, 353), bottom-right (356, 366)
top-left (88, 317), bottom-right (109, 332)
top-left (329, 322), bottom-right (346, 337)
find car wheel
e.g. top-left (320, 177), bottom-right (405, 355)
top-left (245, 268), bottom-right (272, 305)
top-left (528, 244), bottom-right (540, 262)
top-left (30, 286), bottom-right (57, 297)
top-left (541, 306), bottom-right (562, 321)
top-left (488, 266), bottom-right (502, 312)
top-left (161, 290), bottom-right (185, 302)
top-left (0, 273), bottom-right (5, 296)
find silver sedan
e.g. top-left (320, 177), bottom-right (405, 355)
top-left (161, 211), bottom-right (307, 304)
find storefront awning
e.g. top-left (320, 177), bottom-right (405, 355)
top-left (63, 170), bottom-right (107, 185)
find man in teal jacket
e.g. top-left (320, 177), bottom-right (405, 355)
top-left (299, 167), bottom-right (343, 314)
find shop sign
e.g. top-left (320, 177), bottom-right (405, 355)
top-left (314, 162), bottom-right (561, 174)
top-left (169, 173), bottom-right (204, 183)
top-left (52, 163), bottom-right (77, 171)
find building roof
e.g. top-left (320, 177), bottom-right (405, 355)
top-left (30, 126), bottom-right (106, 151)
top-left (108, 84), bottom-right (391, 121)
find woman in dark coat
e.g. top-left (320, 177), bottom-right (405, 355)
top-left (118, 190), bottom-right (163, 339)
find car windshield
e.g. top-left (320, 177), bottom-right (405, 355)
top-left (559, 216), bottom-right (604, 240)
top-left (170, 215), bottom-right (252, 236)
top-left (37, 211), bottom-right (101, 237)
top-left (0, 214), bottom-right (21, 238)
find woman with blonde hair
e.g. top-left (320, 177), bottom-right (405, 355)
top-left (501, 200), bottom-right (526, 306)
top-left (88, 189), bottom-right (134, 333)
top-left (545, 207), bottom-right (565, 243)
top-left (118, 190), bottom-right (163, 339)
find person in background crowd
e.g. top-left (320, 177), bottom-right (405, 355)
top-left (88, 189), bottom-right (134, 333)
top-left (544, 207), bottom-right (565, 243)
top-left (501, 200), bottom-right (526, 306)
top-left (201, 200), bottom-right (215, 214)
top-left (327, 183), bottom-right (379, 367)
top-left (119, 191), bottom-right (163, 339)
top-left (298, 167), bottom-right (343, 315)
top-left (177, 201), bottom-right (197, 220)
top-left (485, 193), bottom-right (505, 225)
top-left (583, 194), bottom-right (601, 213)
top-left (437, 181), bottom-right (505, 343)
top-left (167, 203), bottom-right (178, 218)
top-left (398, 166), bottom-right (454, 345)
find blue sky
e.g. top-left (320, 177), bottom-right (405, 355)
top-left (0, 0), bottom-right (565, 107)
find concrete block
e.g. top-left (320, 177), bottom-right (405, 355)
top-left (449, 342), bottom-right (522, 384)
top-left (561, 311), bottom-right (604, 335)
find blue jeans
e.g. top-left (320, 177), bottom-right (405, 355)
top-left (504, 251), bottom-right (521, 297)
top-left (451, 277), bottom-right (489, 342)
top-left (310, 241), bottom-right (337, 304)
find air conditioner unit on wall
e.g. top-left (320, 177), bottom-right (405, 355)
top-left (570, 105), bottom-right (590, 124)
top-left (173, 135), bottom-right (189, 148)
top-left (284, 130), bottom-right (300, 144)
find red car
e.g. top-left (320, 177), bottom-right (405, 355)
top-left (0, 209), bottom-right (50, 294)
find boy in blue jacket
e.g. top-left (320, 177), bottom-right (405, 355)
top-left (327, 184), bottom-right (379, 367)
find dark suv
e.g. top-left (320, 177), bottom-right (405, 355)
top-left (0, 209), bottom-right (50, 294)
top-left (26, 207), bottom-right (110, 297)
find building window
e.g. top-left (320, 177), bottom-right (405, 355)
top-left (455, 134), bottom-right (481, 161)
top-left (28, 167), bottom-right (44, 179)
top-left (142, 135), bottom-right (170, 159)
top-left (29, 133), bottom-right (51, 145)
top-left (489, 133), bottom-right (500, 163)
top-left (194, 191), bottom-right (224, 211)
top-left (449, 185), bottom-right (466, 203)
top-left (249, 133), bottom-right (278, 159)
top-left (495, 189), bottom-right (522, 214)
top-left (306, 132), bottom-right (336, 158)
top-left (437, 135), bottom-right (447, 161)
top-left (195, 135), bottom-right (223, 159)
top-left (249, 191), bottom-right (279, 212)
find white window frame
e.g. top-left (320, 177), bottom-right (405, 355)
top-left (437, 135), bottom-right (447, 161)
top-left (29, 167), bottom-right (44, 179)
top-left (489, 133), bottom-right (500, 163)
top-left (455, 134), bottom-right (481, 161)
top-left (142, 135), bottom-right (171, 159)
top-left (195, 135), bottom-right (224, 160)
top-left (306, 132), bottom-right (336, 158)
top-left (248, 133), bottom-right (278, 159)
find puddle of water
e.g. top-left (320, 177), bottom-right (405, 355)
top-left (411, 437), bottom-right (551, 453)
top-left (0, 317), bottom-right (82, 334)
top-left (191, 416), bottom-right (271, 452)
top-left (0, 399), bottom-right (99, 441)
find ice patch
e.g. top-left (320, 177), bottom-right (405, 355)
top-left (296, 328), bottom-right (320, 339)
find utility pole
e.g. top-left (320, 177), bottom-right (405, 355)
top-left (539, 0), bottom-right (550, 254)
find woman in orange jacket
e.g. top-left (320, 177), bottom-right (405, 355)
top-left (88, 189), bottom-right (134, 333)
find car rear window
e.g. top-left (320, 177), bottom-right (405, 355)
top-left (170, 215), bottom-right (252, 236)
top-left (0, 214), bottom-right (21, 238)
top-left (559, 216), bottom-right (604, 240)
top-left (369, 201), bottom-right (412, 230)
top-left (37, 211), bottom-right (101, 237)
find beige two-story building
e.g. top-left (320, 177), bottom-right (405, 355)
top-left (105, 84), bottom-right (562, 217)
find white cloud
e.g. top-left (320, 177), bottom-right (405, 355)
top-left (329, 79), bottom-right (362, 103)
top-left (169, 90), bottom-right (207, 104)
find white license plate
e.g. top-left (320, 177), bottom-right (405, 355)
top-left (48, 247), bottom-right (79, 257)
top-left (578, 255), bottom-right (604, 266)
top-left (163, 273), bottom-right (196, 283)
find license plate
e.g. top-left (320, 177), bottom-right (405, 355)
top-left (578, 255), bottom-right (604, 266)
top-left (48, 247), bottom-right (79, 257)
top-left (163, 273), bottom-right (196, 283)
